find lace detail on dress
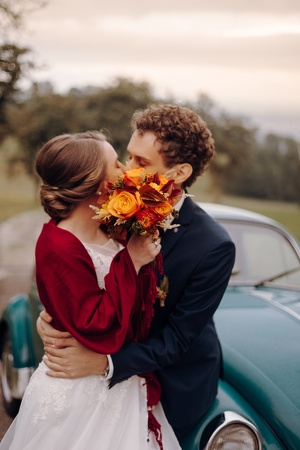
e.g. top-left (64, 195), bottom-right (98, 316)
top-left (106, 379), bottom-right (132, 425)
top-left (83, 240), bottom-right (122, 289)
top-left (85, 248), bottom-right (113, 289)
top-left (84, 375), bottom-right (132, 425)
top-left (23, 363), bottom-right (73, 425)
top-left (84, 374), bottom-right (109, 406)
top-left (23, 361), bottom-right (133, 428)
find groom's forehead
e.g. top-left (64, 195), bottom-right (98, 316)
top-left (128, 133), bottom-right (161, 157)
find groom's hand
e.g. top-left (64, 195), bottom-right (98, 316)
top-left (37, 310), bottom-right (108, 379)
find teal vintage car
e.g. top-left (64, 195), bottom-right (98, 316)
top-left (1, 203), bottom-right (300, 450)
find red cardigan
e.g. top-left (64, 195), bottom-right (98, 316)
top-left (35, 220), bottom-right (158, 354)
top-left (36, 220), bottom-right (163, 446)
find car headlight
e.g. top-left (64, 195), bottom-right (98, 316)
top-left (203, 411), bottom-right (262, 450)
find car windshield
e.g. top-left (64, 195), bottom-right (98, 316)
top-left (220, 221), bottom-right (300, 288)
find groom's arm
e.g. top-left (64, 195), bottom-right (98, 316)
top-left (40, 238), bottom-right (234, 380)
top-left (38, 313), bottom-right (108, 378)
top-left (110, 239), bottom-right (235, 384)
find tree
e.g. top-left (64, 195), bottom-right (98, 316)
top-left (0, 0), bottom-right (46, 141)
top-left (80, 78), bottom-right (155, 161)
top-left (0, 0), bottom-right (46, 32)
top-left (3, 76), bottom-right (300, 204)
top-left (5, 78), bottom-right (156, 181)
top-left (6, 82), bottom-right (83, 178)
top-left (225, 133), bottom-right (300, 204)
top-left (0, 44), bottom-right (34, 136)
top-left (191, 95), bottom-right (257, 202)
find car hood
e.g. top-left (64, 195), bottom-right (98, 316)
top-left (215, 286), bottom-right (300, 449)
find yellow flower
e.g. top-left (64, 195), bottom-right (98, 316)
top-left (123, 167), bottom-right (147, 187)
top-left (149, 182), bottom-right (161, 191)
top-left (157, 174), bottom-right (170, 187)
top-left (154, 202), bottom-right (173, 217)
top-left (157, 275), bottom-right (169, 307)
top-left (149, 175), bottom-right (169, 192)
top-left (107, 190), bottom-right (142, 219)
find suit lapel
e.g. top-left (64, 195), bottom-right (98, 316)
top-left (161, 197), bottom-right (194, 259)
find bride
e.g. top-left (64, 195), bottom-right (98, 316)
top-left (0, 131), bottom-right (181, 450)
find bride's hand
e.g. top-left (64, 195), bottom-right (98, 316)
top-left (127, 232), bottom-right (161, 273)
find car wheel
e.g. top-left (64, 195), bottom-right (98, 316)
top-left (1, 330), bottom-right (21, 417)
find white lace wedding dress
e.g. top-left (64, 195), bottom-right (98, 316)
top-left (0, 240), bottom-right (181, 450)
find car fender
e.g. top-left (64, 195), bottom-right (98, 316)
top-left (180, 379), bottom-right (285, 450)
top-left (0, 293), bottom-right (36, 368)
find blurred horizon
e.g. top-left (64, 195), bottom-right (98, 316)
top-left (17, 0), bottom-right (300, 140)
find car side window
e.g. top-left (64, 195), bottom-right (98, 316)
top-left (243, 227), bottom-right (295, 278)
top-left (221, 221), bottom-right (300, 287)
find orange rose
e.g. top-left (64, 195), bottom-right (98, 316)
top-left (123, 167), bottom-right (147, 187)
top-left (107, 190), bottom-right (142, 219)
top-left (153, 202), bottom-right (173, 218)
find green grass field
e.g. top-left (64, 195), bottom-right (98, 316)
top-left (0, 169), bottom-right (39, 221)
top-left (1, 171), bottom-right (299, 241)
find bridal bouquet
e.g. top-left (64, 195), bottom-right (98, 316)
top-left (90, 167), bottom-right (182, 240)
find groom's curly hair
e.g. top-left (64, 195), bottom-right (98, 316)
top-left (131, 103), bottom-right (215, 188)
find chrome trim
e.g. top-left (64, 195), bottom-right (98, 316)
top-left (2, 351), bottom-right (35, 400)
top-left (205, 411), bottom-right (262, 450)
top-left (254, 291), bottom-right (300, 321)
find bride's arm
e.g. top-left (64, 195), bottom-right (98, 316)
top-left (36, 231), bottom-right (161, 378)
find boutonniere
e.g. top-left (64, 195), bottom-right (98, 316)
top-left (156, 275), bottom-right (169, 307)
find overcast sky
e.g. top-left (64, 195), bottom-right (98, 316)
top-left (22, 0), bottom-right (300, 138)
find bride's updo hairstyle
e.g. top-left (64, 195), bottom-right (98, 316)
top-left (35, 131), bottom-right (108, 220)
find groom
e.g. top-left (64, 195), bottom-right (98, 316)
top-left (38, 103), bottom-right (235, 441)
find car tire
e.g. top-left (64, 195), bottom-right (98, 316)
top-left (1, 330), bottom-right (21, 417)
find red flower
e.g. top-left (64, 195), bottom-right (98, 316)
top-left (136, 209), bottom-right (162, 230)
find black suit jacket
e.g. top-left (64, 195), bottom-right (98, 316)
top-left (111, 198), bottom-right (235, 437)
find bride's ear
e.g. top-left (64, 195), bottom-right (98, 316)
top-left (97, 180), bottom-right (109, 195)
top-left (172, 163), bottom-right (193, 186)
